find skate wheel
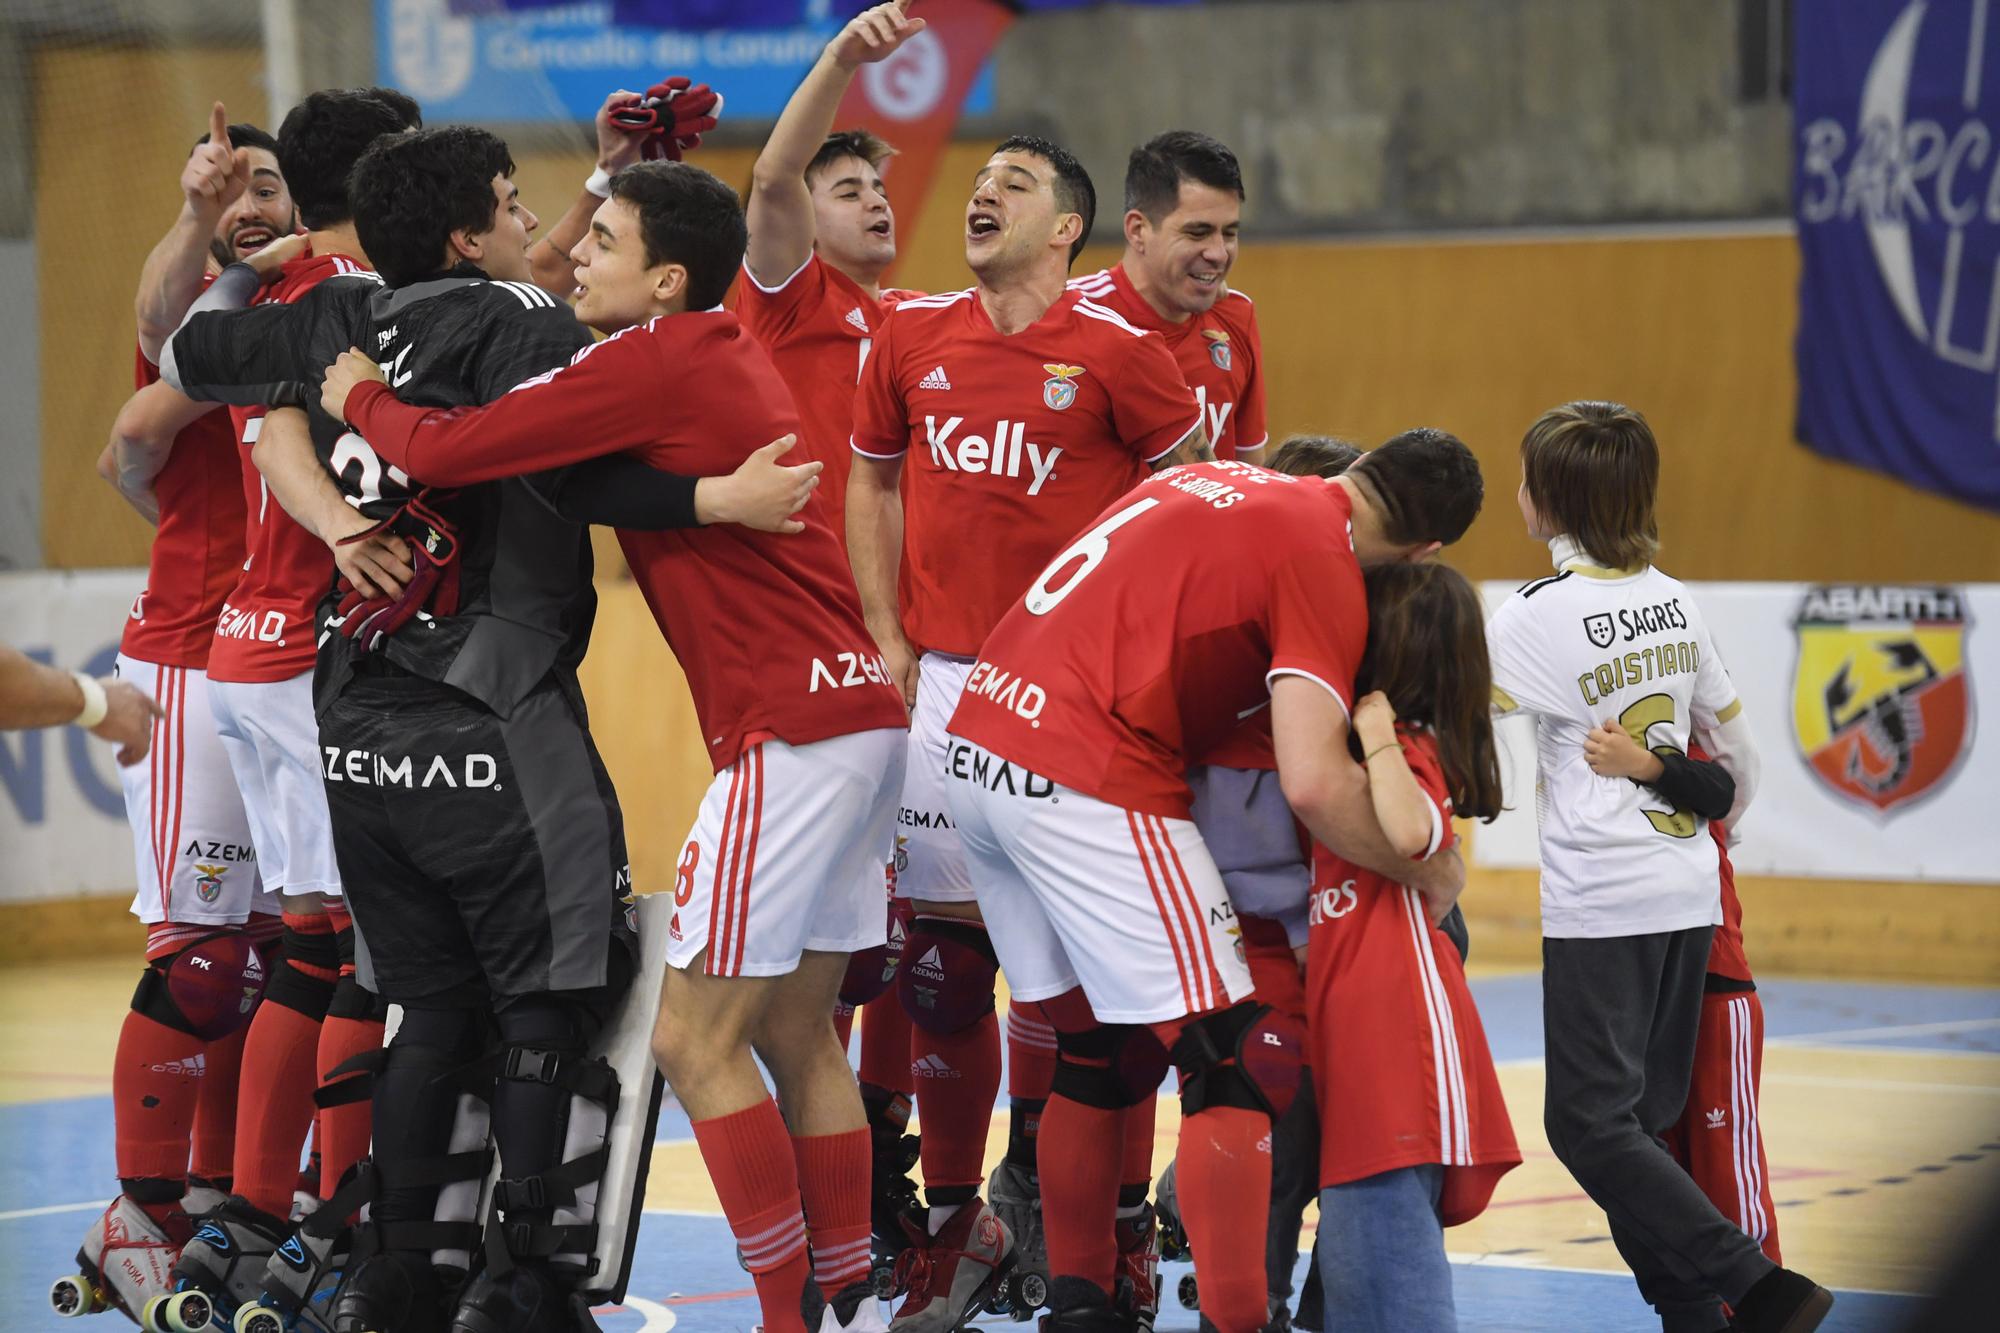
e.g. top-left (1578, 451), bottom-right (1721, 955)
top-left (869, 1262), bottom-right (898, 1301)
top-left (50, 1274), bottom-right (103, 1317)
top-left (1015, 1272), bottom-right (1048, 1312)
top-left (234, 1303), bottom-right (286, 1333)
top-left (163, 1287), bottom-right (218, 1331)
top-left (141, 1293), bottom-right (178, 1331)
top-left (1176, 1273), bottom-right (1199, 1311)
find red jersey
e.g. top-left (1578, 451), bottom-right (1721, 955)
top-left (1707, 820), bottom-right (1753, 983)
top-left (121, 335), bottom-right (246, 669)
top-left (735, 253), bottom-right (921, 550)
top-left (947, 461), bottom-right (1367, 820)
top-left (1070, 264), bottom-right (1267, 460)
top-left (1306, 727), bottom-right (1520, 1217)
top-left (849, 287), bottom-right (1202, 657)
top-left (345, 311), bottom-right (909, 772)
top-left (207, 250), bottom-right (369, 684)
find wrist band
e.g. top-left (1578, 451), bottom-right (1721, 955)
top-left (72, 671), bottom-right (109, 729)
top-left (584, 166), bottom-right (614, 198)
top-left (1363, 741), bottom-right (1400, 763)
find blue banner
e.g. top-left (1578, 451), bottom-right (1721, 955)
top-left (1794, 0), bottom-right (2000, 511)
top-left (381, 0), bottom-right (992, 124)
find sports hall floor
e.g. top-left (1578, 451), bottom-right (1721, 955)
top-left (3, 958), bottom-right (1994, 1331)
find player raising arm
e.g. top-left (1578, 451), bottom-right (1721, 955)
top-left (843, 133), bottom-right (1206, 1331)
top-left (324, 159), bottom-right (909, 1333)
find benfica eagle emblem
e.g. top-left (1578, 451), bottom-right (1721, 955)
top-left (1042, 363), bottom-right (1085, 411)
top-left (1791, 585), bottom-right (1973, 814)
top-left (1202, 328), bottom-right (1232, 371)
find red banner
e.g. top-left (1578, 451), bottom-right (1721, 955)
top-left (832, 0), bottom-right (1017, 283)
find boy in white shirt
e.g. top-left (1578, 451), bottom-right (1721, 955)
top-left (1486, 401), bottom-right (1831, 1333)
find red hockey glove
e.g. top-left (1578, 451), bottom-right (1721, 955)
top-left (608, 76), bottom-right (724, 161)
top-left (332, 493), bottom-right (461, 652)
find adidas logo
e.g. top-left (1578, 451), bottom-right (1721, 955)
top-left (918, 365), bottom-right (952, 391)
top-left (913, 1053), bottom-right (961, 1079)
top-left (845, 307), bottom-right (869, 332)
top-left (148, 1052), bottom-right (206, 1077)
top-left (1705, 1107), bottom-right (1727, 1130)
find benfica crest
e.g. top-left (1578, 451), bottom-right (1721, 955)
top-left (1202, 328), bottom-right (1232, 371)
top-left (1042, 363), bottom-right (1084, 411)
top-left (1792, 585), bottom-right (1973, 814)
top-left (194, 864), bottom-right (227, 903)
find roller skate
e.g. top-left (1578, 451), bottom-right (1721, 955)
top-left (887, 1197), bottom-right (1016, 1332)
top-left (866, 1115), bottom-right (923, 1298)
top-left (143, 1197), bottom-right (289, 1331)
top-left (982, 1160), bottom-right (1047, 1321)
top-left (185, 1178), bottom-right (231, 1221)
top-left (1038, 1278), bottom-right (1131, 1333)
top-left (804, 1277), bottom-right (889, 1333)
top-left (448, 1261), bottom-right (594, 1333)
top-left (49, 1194), bottom-right (189, 1321)
top-left (1113, 1203), bottom-right (1161, 1333)
top-left (332, 1247), bottom-right (455, 1333)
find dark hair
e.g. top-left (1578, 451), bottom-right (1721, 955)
top-left (1267, 434), bottom-right (1362, 478)
top-left (279, 89), bottom-right (421, 230)
top-left (353, 85), bottom-right (423, 129)
top-left (1519, 400), bottom-right (1660, 570)
top-left (1357, 563), bottom-right (1504, 822)
top-left (608, 161), bottom-right (748, 312)
top-left (195, 123), bottom-right (279, 157)
top-left (1346, 427), bottom-right (1484, 548)
top-left (349, 125), bottom-right (514, 287)
top-left (994, 134), bottom-right (1095, 266)
top-left (1124, 130), bottom-right (1244, 222)
top-left (806, 128), bottom-right (896, 188)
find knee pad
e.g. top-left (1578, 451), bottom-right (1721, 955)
top-left (265, 923), bottom-right (339, 1018)
top-left (1170, 1002), bottom-right (1305, 1121)
top-left (1051, 1024), bottom-right (1170, 1110)
top-left (130, 932), bottom-right (270, 1040)
top-left (897, 917), bottom-right (998, 1035)
top-left (840, 897), bottom-right (913, 1007)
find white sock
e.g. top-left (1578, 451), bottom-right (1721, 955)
top-left (928, 1203), bottom-right (961, 1235)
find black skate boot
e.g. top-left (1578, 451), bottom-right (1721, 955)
top-left (332, 1248), bottom-right (454, 1333)
top-left (1038, 1278), bottom-right (1129, 1333)
top-left (985, 1159), bottom-right (1048, 1320)
top-left (866, 1099), bottom-right (923, 1296)
top-left (448, 1262), bottom-right (594, 1333)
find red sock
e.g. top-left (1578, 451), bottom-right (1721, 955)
top-left (113, 1010), bottom-right (204, 1187)
top-left (234, 915), bottom-right (336, 1217)
top-left (189, 1025), bottom-right (247, 1185)
top-left (833, 1003), bottom-right (855, 1054)
top-left (1038, 1095), bottom-right (1124, 1295)
top-left (315, 1010), bottom-right (384, 1203)
top-left (913, 1009), bottom-right (1001, 1194)
top-left (1121, 1094), bottom-right (1158, 1195)
top-left (859, 995), bottom-right (915, 1097)
top-left (1007, 1003), bottom-right (1058, 1101)
top-left (793, 1128), bottom-right (872, 1293)
top-left (693, 1099), bottom-right (812, 1333)
top-left (1175, 1105), bottom-right (1272, 1333)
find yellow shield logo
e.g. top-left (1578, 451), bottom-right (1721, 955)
top-left (1042, 363), bottom-right (1085, 411)
top-left (1792, 585), bottom-right (1973, 814)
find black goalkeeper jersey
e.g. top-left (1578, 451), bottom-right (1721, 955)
top-left (168, 266), bottom-right (604, 718)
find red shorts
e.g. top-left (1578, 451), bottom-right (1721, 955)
top-left (1668, 988), bottom-right (1780, 1263)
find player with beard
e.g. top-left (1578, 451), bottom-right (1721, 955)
top-left (740, 0), bottom-right (930, 1273)
top-left (846, 134), bottom-right (1208, 1332)
top-left (163, 125), bottom-right (819, 1333)
top-left (322, 157), bottom-right (911, 1333)
top-left (62, 102), bottom-right (295, 1325)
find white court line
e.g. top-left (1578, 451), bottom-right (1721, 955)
top-left (592, 1295), bottom-right (675, 1332)
top-left (1769, 1017), bottom-right (2000, 1045)
top-left (0, 1198), bottom-right (108, 1222)
top-left (1442, 1250), bottom-right (1913, 1297)
top-left (1764, 1071), bottom-right (2000, 1096)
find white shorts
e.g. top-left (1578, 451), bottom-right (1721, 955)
top-left (666, 728), bottom-right (906, 978)
top-left (943, 738), bottom-right (1253, 1025)
top-left (895, 653), bottom-right (976, 903)
top-left (113, 654), bottom-right (274, 925)
top-left (207, 670), bottom-right (343, 899)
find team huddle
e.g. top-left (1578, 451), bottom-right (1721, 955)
top-left (57, 4), bottom-right (1837, 1333)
